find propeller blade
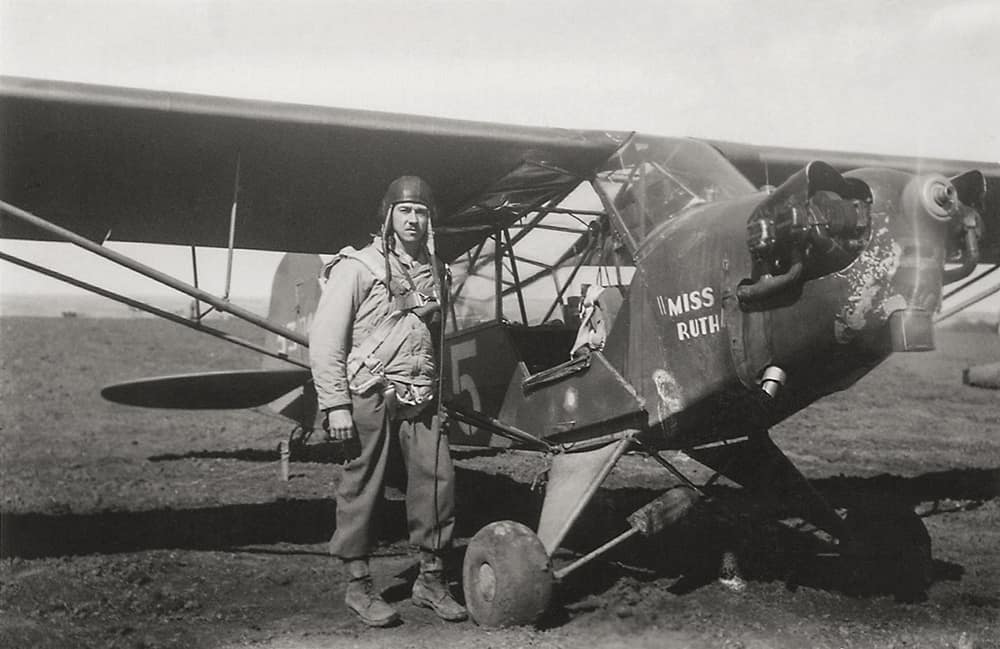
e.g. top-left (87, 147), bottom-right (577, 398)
top-left (949, 170), bottom-right (987, 209)
top-left (101, 368), bottom-right (312, 409)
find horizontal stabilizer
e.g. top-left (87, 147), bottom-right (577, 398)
top-left (101, 368), bottom-right (312, 409)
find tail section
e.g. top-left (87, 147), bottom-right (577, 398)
top-left (101, 369), bottom-right (312, 408)
top-left (262, 253), bottom-right (325, 431)
top-left (262, 253), bottom-right (325, 369)
top-left (101, 253), bottom-right (325, 426)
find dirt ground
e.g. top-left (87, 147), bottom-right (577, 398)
top-left (1, 317), bottom-right (999, 648)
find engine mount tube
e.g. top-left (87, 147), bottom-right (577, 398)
top-left (943, 213), bottom-right (981, 284)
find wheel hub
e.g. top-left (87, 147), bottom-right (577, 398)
top-left (477, 562), bottom-right (497, 602)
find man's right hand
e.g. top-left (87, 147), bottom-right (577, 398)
top-left (326, 407), bottom-right (355, 441)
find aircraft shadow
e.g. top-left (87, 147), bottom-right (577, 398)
top-left (148, 443), bottom-right (509, 465)
top-left (149, 441), bottom-right (359, 464)
top-left (2, 465), bottom-right (994, 603)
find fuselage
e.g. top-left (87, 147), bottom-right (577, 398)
top-left (437, 136), bottom-right (978, 452)
top-left (598, 152), bottom-right (967, 450)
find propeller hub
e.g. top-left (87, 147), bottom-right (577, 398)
top-left (920, 176), bottom-right (958, 220)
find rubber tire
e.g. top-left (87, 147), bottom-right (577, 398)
top-left (842, 502), bottom-right (932, 602)
top-left (463, 520), bottom-right (554, 627)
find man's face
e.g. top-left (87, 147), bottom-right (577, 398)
top-left (390, 201), bottom-right (430, 246)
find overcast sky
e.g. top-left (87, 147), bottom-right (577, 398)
top-left (1, 0), bottom-right (998, 309)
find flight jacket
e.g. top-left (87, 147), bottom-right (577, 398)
top-left (309, 239), bottom-right (440, 412)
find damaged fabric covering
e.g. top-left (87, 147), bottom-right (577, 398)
top-left (450, 138), bottom-right (760, 329)
top-left (448, 181), bottom-right (636, 329)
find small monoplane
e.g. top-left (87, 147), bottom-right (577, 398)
top-left (2, 76), bottom-right (998, 626)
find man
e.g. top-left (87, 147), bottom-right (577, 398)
top-left (309, 176), bottom-right (466, 627)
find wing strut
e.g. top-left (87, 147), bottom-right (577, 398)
top-left (503, 227), bottom-right (529, 324)
top-left (190, 246), bottom-right (201, 318)
top-left (223, 153), bottom-right (241, 300)
top-left (935, 278), bottom-right (1000, 323)
top-left (942, 264), bottom-right (999, 302)
top-left (0, 200), bottom-right (308, 348)
top-left (0, 250), bottom-right (307, 369)
top-left (494, 226), bottom-right (503, 319)
top-left (543, 244), bottom-right (598, 324)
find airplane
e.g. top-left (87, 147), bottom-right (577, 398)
top-left (2, 75), bottom-right (999, 627)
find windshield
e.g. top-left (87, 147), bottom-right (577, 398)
top-left (593, 136), bottom-right (756, 251)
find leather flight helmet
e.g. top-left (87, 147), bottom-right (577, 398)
top-left (379, 175), bottom-right (437, 221)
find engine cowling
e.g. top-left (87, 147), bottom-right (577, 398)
top-left (739, 161), bottom-right (873, 305)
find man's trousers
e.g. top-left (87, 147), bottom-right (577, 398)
top-left (329, 388), bottom-right (456, 559)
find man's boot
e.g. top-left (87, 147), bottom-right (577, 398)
top-left (343, 558), bottom-right (400, 627)
top-left (411, 552), bottom-right (467, 622)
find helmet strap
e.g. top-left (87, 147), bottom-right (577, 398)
top-left (382, 207), bottom-right (394, 295)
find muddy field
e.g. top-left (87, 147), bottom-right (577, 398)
top-left (2, 316), bottom-right (999, 648)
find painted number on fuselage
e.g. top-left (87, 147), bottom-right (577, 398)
top-left (450, 338), bottom-right (482, 436)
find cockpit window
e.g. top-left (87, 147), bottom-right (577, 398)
top-left (594, 136), bottom-right (756, 251)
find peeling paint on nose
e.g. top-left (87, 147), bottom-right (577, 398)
top-left (834, 224), bottom-right (903, 343)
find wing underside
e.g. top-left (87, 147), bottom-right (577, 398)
top-left (4, 77), bottom-right (998, 274)
top-left (0, 76), bottom-right (629, 262)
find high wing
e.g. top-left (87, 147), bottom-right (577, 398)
top-left (0, 76), bottom-right (628, 262)
top-left (5, 75), bottom-right (999, 312)
top-left (709, 140), bottom-right (1000, 264)
top-left (5, 76), bottom-right (998, 266)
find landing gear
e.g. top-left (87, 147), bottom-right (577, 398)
top-left (463, 521), bottom-right (554, 627)
top-left (842, 502), bottom-right (932, 602)
top-left (462, 435), bottom-right (705, 628)
top-left (459, 422), bottom-right (938, 627)
top-left (688, 432), bottom-right (935, 602)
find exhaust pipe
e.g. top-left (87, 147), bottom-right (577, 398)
top-left (888, 309), bottom-right (935, 352)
